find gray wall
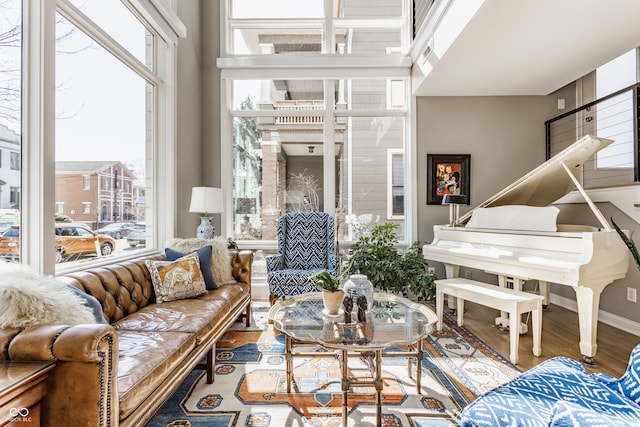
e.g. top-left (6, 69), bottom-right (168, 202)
top-left (416, 95), bottom-right (552, 245)
top-left (175, 0), bottom-right (221, 239)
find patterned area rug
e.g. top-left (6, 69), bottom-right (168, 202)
top-left (146, 302), bottom-right (520, 427)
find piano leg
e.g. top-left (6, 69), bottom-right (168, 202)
top-left (539, 281), bottom-right (550, 308)
top-left (574, 285), bottom-right (605, 365)
top-left (495, 276), bottom-right (528, 335)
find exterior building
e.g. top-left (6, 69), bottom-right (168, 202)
top-left (55, 161), bottom-right (137, 228)
top-left (0, 124), bottom-right (21, 209)
top-left (231, 22), bottom-right (406, 243)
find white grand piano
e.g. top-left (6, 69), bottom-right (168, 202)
top-left (423, 135), bottom-right (630, 364)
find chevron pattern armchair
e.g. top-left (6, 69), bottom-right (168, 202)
top-left (266, 212), bottom-right (341, 305)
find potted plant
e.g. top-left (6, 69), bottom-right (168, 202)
top-left (310, 269), bottom-right (346, 315)
top-left (347, 222), bottom-right (438, 300)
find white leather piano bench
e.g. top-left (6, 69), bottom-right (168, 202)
top-left (435, 277), bottom-right (543, 365)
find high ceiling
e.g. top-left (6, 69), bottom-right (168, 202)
top-left (413, 0), bottom-right (640, 96)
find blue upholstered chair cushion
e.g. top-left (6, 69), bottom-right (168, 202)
top-left (458, 355), bottom-right (640, 427)
top-left (266, 212), bottom-right (341, 300)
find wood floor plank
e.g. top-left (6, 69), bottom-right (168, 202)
top-left (454, 300), bottom-right (639, 377)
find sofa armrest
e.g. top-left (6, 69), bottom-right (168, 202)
top-left (232, 249), bottom-right (254, 285)
top-left (0, 324), bottom-right (119, 427)
top-left (0, 324), bottom-right (117, 362)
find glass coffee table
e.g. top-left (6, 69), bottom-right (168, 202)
top-left (268, 292), bottom-right (437, 426)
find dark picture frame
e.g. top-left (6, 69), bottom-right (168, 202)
top-left (427, 154), bottom-right (471, 205)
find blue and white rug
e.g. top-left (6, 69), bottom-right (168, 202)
top-left (146, 302), bottom-right (520, 426)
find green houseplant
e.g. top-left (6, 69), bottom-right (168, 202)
top-left (347, 222), bottom-right (438, 301)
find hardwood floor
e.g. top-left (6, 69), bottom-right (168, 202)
top-left (454, 300), bottom-right (639, 377)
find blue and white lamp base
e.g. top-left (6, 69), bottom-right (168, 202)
top-left (197, 216), bottom-right (216, 239)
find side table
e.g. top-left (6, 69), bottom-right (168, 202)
top-left (0, 361), bottom-right (55, 426)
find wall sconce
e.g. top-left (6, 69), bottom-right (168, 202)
top-left (442, 194), bottom-right (467, 226)
top-left (308, 145), bottom-right (315, 154)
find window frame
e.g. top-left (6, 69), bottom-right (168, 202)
top-left (220, 0), bottom-right (415, 248)
top-left (21, 0), bottom-right (181, 273)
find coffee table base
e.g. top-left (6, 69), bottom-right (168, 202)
top-left (284, 335), bottom-right (423, 426)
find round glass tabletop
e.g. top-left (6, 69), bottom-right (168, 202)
top-left (268, 292), bottom-right (438, 350)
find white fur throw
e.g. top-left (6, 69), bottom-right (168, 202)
top-left (0, 263), bottom-right (96, 328)
top-left (165, 236), bottom-right (236, 285)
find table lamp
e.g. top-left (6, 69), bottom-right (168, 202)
top-left (441, 194), bottom-right (467, 226)
top-left (189, 187), bottom-right (223, 239)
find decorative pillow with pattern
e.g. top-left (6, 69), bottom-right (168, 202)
top-left (145, 252), bottom-right (208, 303)
top-left (165, 245), bottom-right (217, 290)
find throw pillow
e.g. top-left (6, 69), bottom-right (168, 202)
top-left (165, 245), bottom-right (217, 290)
top-left (145, 252), bottom-right (208, 303)
top-left (65, 284), bottom-right (109, 324)
top-left (0, 263), bottom-right (96, 328)
top-left (165, 236), bottom-right (236, 285)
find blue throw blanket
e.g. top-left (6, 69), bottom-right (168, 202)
top-left (459, 344), bottom-right (640, 426)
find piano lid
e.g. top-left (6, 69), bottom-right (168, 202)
top-left (457, 135), bottom-right (613, 226)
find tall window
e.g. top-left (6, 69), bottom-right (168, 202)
top-left (224, 0), bottom-right (411, 251)
top-left (54, 1), bottom-right (155, 267)
top-left (389, 149), bottom-right (404, 218)
top-left (0, 0), bottom-right (22, 260)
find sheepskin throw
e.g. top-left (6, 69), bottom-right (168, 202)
top-left (165, 236), bottom-right (236, 285)
top-left (0, 263), bottom-right (97, 328)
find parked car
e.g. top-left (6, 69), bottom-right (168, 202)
top-left (55, 223), bottom-right (116, 263)
top-left (0, 223), bottom-right (116, 263)
top-left (96, 222), bottom-right (136, 239)
top-left (0, 225), bottom-right (20, 260)
top-left (126, 223), bottom-right (147, 248)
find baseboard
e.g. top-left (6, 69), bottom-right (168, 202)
top-left (550, 293), bottom-right (640, 338)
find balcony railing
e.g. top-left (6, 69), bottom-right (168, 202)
top-left (273, 100), bottom-right (324, 125)
top-left (545, 84), bottom-right (640, 189)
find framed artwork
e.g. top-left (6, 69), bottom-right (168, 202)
top-left (427, 154), bottom-right (471, 205)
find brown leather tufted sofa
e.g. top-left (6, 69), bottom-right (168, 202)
top-left (0, 249), bottom-right (253, 427)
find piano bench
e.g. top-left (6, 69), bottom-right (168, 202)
top-left (435, 278), bottom-right (544, 365)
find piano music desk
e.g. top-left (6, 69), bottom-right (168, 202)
top-left (435, 278), bottom-right (543, 365)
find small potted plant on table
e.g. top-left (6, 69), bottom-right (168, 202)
top-left (310, 270), bottom-right (345, 315)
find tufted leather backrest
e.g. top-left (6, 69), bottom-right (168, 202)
top-left (57, 254), bottom-right (164, 324)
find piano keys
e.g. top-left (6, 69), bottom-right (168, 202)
top-left (423, 135), bottom-right (630, 364)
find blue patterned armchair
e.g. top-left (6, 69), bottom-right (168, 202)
top-left (266, 212), bottom-right (341, 305)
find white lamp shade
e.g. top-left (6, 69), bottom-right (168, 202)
top-left (189, 187), bottom-right (223, 215)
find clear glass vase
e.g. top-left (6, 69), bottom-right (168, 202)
top-left (343, 274), bottom-right (374, 312)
